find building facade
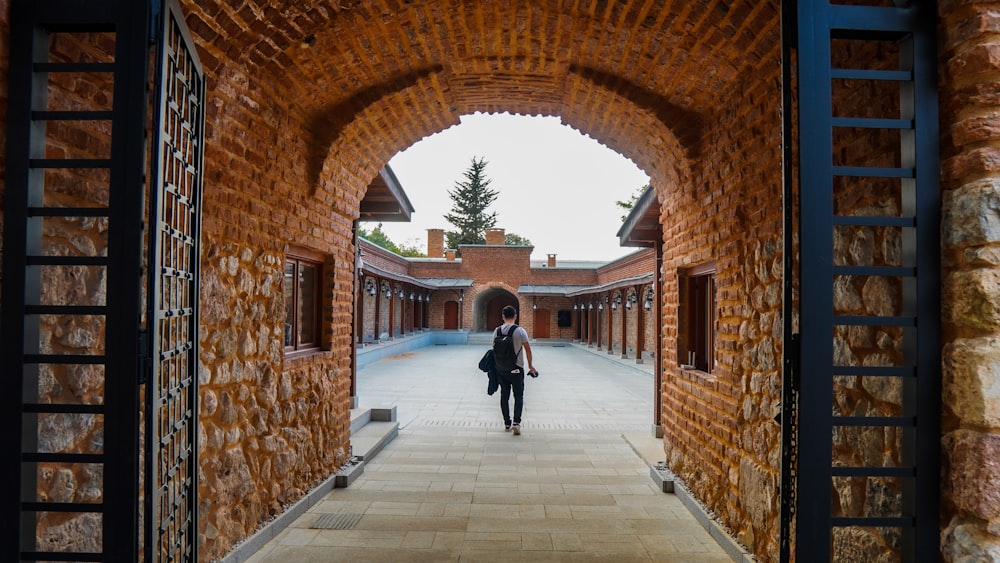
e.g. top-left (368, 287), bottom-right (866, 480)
top-left (357, 230), bottom-right (658, 363)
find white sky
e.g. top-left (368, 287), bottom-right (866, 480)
top-left (372, 113), bottom-right (650, 262)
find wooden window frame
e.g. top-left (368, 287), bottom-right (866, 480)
top-left (679, 261), bottom-right (716, 373)
top-left (284, 246), bottom-right (325, 358)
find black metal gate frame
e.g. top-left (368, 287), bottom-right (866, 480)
top-left (781, 0), bottom-right (940, 560)
top-left (145, 0), bottom-right (204, 560)
top-left (2, 0), bottom-right (203, 561)
top-left (1, 1), bottom-right (152, 560)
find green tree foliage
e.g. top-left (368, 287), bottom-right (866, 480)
top-left (444, 156), bottom-right (499, 252)
top-left (396, 242), bottom-right (425, 258)
top-left (504, 232), bottom-right (532, 246)
top-left (616, 184), bottom-right (650, 223)
top-left (358, 223), bottom-right (425, 257)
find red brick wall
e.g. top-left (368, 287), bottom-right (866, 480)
top-left (597, 249), bottom-right (657, 284)
top-left (656, 15), bottom-right (784, 555)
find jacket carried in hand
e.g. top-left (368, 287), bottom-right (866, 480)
top-left (478, 349), bottom-right (499, 395)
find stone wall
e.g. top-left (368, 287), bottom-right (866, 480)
top-left (939, 0), bottom-right (1000, 558)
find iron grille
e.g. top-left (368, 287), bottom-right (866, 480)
top-left (1, 1), bottom-right (153, 560)
top-left (791, 1), bottom-right (940, 560)
top-left (145, 0), bottom-right (205, 561)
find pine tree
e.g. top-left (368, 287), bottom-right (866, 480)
top-left (443, 156), bottom-right (499, 252)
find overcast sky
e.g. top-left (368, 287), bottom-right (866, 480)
top-left (372, 113), bottom-right (650, 262)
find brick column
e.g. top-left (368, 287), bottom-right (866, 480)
top-left (485, 228), bottom-right (505, 245)
top-left (427, 228), bottom-right (444, 258)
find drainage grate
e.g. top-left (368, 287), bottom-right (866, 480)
top-left (311, 513), bottom-right (363, 530)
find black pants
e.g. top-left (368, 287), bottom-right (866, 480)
top-left (498, 369), bottom-right (525, 425)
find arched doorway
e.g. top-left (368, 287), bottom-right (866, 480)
top-left (0, 1), bottom-right (954, 561)
top-left (474, 287), bottom-right (519, 331)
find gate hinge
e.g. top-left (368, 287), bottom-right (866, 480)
top-left (138, 329), bottom-right (150, 385)
top-left (149, 0), bottom-right (163, 45)
top-left (789, 333), bottom-right (800, 392)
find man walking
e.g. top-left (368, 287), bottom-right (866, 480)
top-left (492, 305), bottom-right (538, 435)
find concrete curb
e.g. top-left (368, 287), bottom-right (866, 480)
top-left (649, 463), bottom-right (755, 562)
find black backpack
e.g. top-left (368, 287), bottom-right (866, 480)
top-left (492, 324), bottom-right (519, 374)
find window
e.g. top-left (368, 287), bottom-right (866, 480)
top-left (284, 247), bottom-right (324, 354)
top-left (557, 310), bottom-right (572, 328)
top-left (680, 262), bottom-right (716, 373)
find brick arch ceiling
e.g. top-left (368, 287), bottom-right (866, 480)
top-left (185, 0), bottom-right (779, 205)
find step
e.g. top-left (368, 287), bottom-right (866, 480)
top-left (350, 406), bottom-right (398, 461)
top-left (349, 408), bottom-right (371, 433)
top-left (351, 420), bottom-right (398, 462)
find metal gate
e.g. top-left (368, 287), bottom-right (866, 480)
top-left (782, 0), bottom-right (940, 560)
top-left (145, 0), bottom-right (205, 560)
top-left (1, 0), bottom-right (203, 560)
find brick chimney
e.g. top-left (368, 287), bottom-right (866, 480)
top-left (427, 228), bottom-right (444, 258)
top-left (547, 254), bottom-right (557, 268)
top-left (485, 228), bottom-right (505, 245)
top-left (445, 249), bottom-right (456, 261)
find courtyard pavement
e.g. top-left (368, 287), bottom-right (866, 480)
top-left (245, 341), bottom-right (733, 562)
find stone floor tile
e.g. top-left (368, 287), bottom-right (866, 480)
top-left (472, 491), bottom-right (614, 506)
top-left (240, 544), bottom-right (274, 563)
top-left (581, 533), bottom-right (649, 554)
top-left (309, 529), bottom-right (403, 548)
top-left (518, 504), bottom-right (547, 519)
top-left (569, 505), bottom-right (625, 518)
top-left (430, 531), bottom-right (467, 550)
top-left (276, 528), bottom-right (319, 546)
top-left (620, 505), bottom-right (655, 519)
top-left (416, 502), bottom-right (447, 516)
top-left (515, 482), bottom-right (542, 494)
top-left (467, 517), bottom-right (634, 535)
top-left (460, 531), bottom-right (522, 551)
top-left (259, 545), bottom-right (462, 562)
top-left (543, 505), bottom-right (572, 518)
top-left (638, 533), bottom-right (681, 554)
top-left (550, 532), bottom-right (584, 552)
top-left (451, 481), bottom-right (476, 493)
top-left (469, 503), bottom-right (520, 518)
top-left (520, 532), bottom-right (555, 551)
top-left (401, 530), bottom-right (437, 549)
top-left (357, 514), bottom-right (469, 532)
top-left (539, 483), bottom-right (564, 494)
top-left (442, 503), bottom-right (472, 517)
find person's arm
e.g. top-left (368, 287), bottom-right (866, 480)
top-left (522, 341), bottom-right (536, 375)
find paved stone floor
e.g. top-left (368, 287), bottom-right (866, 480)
top-left (246, 342), bottom-right (731, 562)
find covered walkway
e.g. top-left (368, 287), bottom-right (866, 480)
top-left (244, 343), bottom-right (737, 562)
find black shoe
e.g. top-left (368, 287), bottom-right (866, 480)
top-left (504, 423), bottom-right (511, 432)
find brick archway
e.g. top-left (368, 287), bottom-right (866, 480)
top-left (473, 287), bottom-right (519, 331)
top-left (168, 2), bottom-right (857, 559)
